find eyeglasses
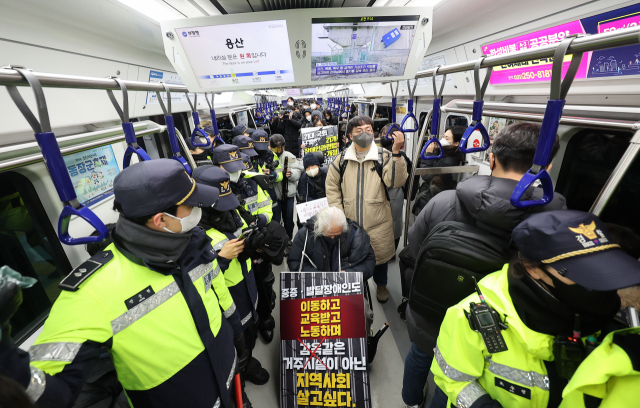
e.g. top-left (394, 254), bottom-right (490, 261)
top-left (352, 126), bottom-right (373, 135)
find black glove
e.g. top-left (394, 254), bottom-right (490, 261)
top-left (0, 280), bottom-right (21, 342)
top-left (245, 229), bottom-right (266, 252)
top-left (233, 332), bottom-right (250, 372)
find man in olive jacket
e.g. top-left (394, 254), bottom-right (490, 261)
top-left (325, 115), bottom-right (408, 303)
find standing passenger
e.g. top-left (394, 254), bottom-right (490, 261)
top-left (325, 115), bottom-right (408, 303)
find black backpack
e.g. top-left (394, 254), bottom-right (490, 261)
top-left (408, 221), bottom-right (513, 336)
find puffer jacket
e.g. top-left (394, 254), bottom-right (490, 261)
top-left (326, 143), bottom-right (408, 265)
top-left (418, 145), bottom-right (464, 182)
top-left (287, 217), bottom-right (376, 281)
top-left (297, 167), bottom-right (328, 203)
top-left (402, 175), bottom-right (567, 354)
top-left (274, 151), bottom-right (303, 199)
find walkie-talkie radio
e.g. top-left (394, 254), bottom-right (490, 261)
top-left (554, 314), bottom-right (586, 380)
top-left (466, 277), bottom-right (508, 354)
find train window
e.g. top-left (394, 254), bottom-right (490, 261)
top-left (555, 129), bottom-right (640, 233)
top-left (0, 172), bottom-right (72, 343)
top-left (446, 115), bottom-right (468, 128)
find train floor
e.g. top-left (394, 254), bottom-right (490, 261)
top-left (245, 239), bottom-right (437, 408)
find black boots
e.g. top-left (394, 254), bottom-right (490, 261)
top-left (258, 315), bottom-right (275, 343)
top-left (243, 357), bottom-right (270, 385)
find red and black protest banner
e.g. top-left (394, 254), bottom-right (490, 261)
top-left (280, 272), bottom-right (370, 408)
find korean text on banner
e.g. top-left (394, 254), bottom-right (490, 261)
top-left (280, 271), bottom-right (370, 408)
top-left (296, 198), bottom-right (329, 224)
top-left (300, 126), bottom-right (339, 165)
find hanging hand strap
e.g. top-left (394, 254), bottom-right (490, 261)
top-left (511, 37), bottom-right (584, 208)
top-left (6, 66), bottom-right (108, 245)
top-left (204, 92), bottom-right (224, 146)
top-left (421, 67), bottom-right (448, 160)
top-left (185, 93), bottom-right (210, 148)
top-left (155, 83), bottom-right (192, 174)
top-left (458, 57), bottom-right (494, 153)
top-left (386, 82), bottom-right (402, 140)
top-left (106, 77), bottom-right (151, 168)
top-left (400, 79), bottom-right (419, 132)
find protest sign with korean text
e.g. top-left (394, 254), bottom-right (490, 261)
top-left (296, 198), bottom-right (329, 224)
top-left (280, 272), bottom-right (371, 408)
top-left (300, 126), bottom-right (339, 165)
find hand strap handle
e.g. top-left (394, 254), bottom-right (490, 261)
top-left (204, 92), bottom-right (224, 146)
top-left (155, 83), bottom-right (192, 174)
top-left (106, 77), bottom-right (151, 168)
top-left (185, 93), bottom-right (210, 148)
top-left (421, 67), bottom-right (447, 160)
top-left (6, 66), bottom-right (108, 245)
top-left (400, 79), bottom-right (419, 132)
top-left (459, 57), bottom-right (493, 153)
top-left (511, 37), bottom-right (584, 208)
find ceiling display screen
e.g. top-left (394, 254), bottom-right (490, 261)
top-left (311, 16), bottom-right (419, 82)
top-left (175, 20), bottom-right (295, 88)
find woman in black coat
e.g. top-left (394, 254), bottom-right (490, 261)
top-left (273, 111), bottom-right (304, 158)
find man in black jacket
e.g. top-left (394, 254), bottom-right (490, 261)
top-left (399, 122), bottom-right (567, 408)
top-left (297, 153), bottom-right (327, 204)
top-left (273, 111), bottom-right (304, 158)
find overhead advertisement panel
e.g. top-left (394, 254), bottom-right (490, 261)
top-left (483, 3), bottom-right (640, 85)
top-left (175, 20), bottom-right (295, 89)
top-left (311, 16), bottom-right (419, 82)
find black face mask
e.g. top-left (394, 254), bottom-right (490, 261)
top-left (546, 271), bottom-right (620, 319)
top-left (191, 151), bottom-right (211, 160)
top-left (321, 235), bottom-right (340, 248)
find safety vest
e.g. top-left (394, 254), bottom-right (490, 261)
top-left (560, 327), bottom-right (640, 408)
top-left (206, 218), bottom-right (259, 330)
top-left (28, 244), bottom-right (237, 407)
top-left (432, 265), bottom-right (559, 408)
top-left (257, 150), bottom-right (284, 183)
top-left (237, 172), bottom-right (273, 222)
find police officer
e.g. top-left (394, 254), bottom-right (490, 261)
top-left (431, 210), bottom-right (640, 408)
top-left (193, 166), bottom-right (270, 389)
top-left (0, 159), bottom-right (245, 408)
top-left (232, 136), bottom-right (259, 170)
top-left (231, 124), bottom-right (251, 143)
top-left (212, 144), bottom-right (278, 343)
top-left (251, 129), bottom-right (282, 218)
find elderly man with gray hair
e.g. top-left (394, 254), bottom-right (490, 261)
top-left (288, 206), bottom-right (376, 279)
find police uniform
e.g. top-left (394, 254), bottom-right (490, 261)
top-left (17, 160), bottom-right (242, 408)
top-left (211, 144), bottom-right (276, 343)
top-left (432, 211), bottom-right (640, 408)
top-left (193, 166), bottom-right (259, 334)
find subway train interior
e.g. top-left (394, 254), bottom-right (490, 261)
top-left (1, 0), bottom-right (640, 407)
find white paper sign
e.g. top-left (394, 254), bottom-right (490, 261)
top-left (417, 52), bottom-right (453, 87)
top-left (296, 198), bottom-right (329, 223)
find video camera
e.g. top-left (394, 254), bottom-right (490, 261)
top-left (265, 159), bottom-right (280, 174)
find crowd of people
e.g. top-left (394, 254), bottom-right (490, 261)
top-left (1, 97), bottom-right (639, 408)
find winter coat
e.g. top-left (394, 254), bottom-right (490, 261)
top-left (274, 151), bottom-right (303, 200)
top-left (389, 187), bottom-right (404, 239)
top-left (297, 168), bottom-right (328, 203)
top-left (287, 217), bottom-right (376, 281)
top-left (418, 145), bottom-right (464, 182)
top-left (326, 143), bottom-right (408, 265)
top-left (402, 175), bottom-right (567, 353)
top-left (273, 115), bottom-right (303, 158)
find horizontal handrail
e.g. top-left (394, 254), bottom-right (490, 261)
top-left (413, 165), bottom-right (480, 176)
top-left (415, 26), bottom-right (640, 79)
top-left (0, 124), bottom-right (165, 171)
top-left (444, 107), bottom-right (639, 131)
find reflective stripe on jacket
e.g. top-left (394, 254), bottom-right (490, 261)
top-left (561, 327), bottom-right (640, 408)
top-left (28, 244), bottom-right (237, 408)
top-left (239, 172), bottom-right (273, 222)
top-left (432, 265), bottom-right (556, 408)
top-left (206, 221), bottom-right (259, 329)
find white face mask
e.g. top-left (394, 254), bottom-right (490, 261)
top-left (228, 170), bottom-right (242, 183)
top-left (306, 167), bottom-right (319, 178)
top-left (311, 104), bottom-right (317, 109)
top-left (287, 101), bottom-right (293, 106)
top-left (163, 207), bottom-right (202, 234)
top-left (440, 137), bottom-right (451, 147)
top-left (306, 116), bottom-right (312, 122)
top-left (303, 106), bottom-right (309, 109)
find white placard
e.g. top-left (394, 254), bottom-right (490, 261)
top-left (145, 70), bottom-right (194, 105)
top-left (296, 198), bottom-right (329, 223)
top-left (175, 20), bottom-right (295, 89)
top-left (417, 52), bottom-right (454, 87)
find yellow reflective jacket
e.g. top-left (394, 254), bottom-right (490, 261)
top-left (28, 243), bottom-right (238, 407)
top-left (257, 149), bottom-right (284, 183)
top-left (432, 265), bottom-right (557, 408)
top-left (561, 327), bottom-right (640, 408)
top-left (240, 171), bottom-right (273, 222)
